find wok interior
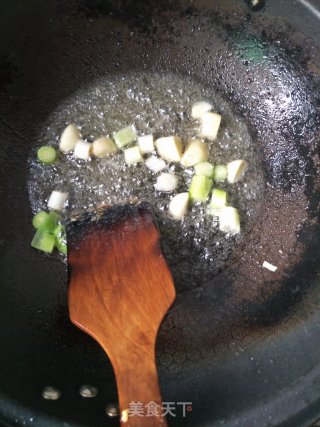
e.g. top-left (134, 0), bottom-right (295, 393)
top-left (1, 1), bottom-right (320, 426)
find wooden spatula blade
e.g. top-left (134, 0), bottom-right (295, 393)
top-left (67, 204), bottom-right (176, 426)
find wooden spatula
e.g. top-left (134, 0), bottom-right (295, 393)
top-left (67, 203), bottom-right (176, 427)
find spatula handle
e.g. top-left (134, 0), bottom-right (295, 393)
top-left (113, 348), bottom-right (167, 427)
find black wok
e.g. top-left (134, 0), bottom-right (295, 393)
top-left (1, 0), bottom-right (320, 426)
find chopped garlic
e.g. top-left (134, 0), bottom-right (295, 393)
top-left (155, 136), bottom-right (183, 162)
top-left (73, 140), bottom-right (92, 160)
top-left (219, 206), bottom-right (240, 235)
top-left (145, 156), bottom-right (166, 173)
top-left (154, 173), bottom-right (178, 192)
top-left (124, 146), bottom-right (144, 165)
top-left (210, 189), bottom-right (227, 208)
top-left (214, 165), bottom-right (228, 182)
top-left (92, 137), bottom-right (117, 158)
top-left (200, 112), bottom-right (221, 140)
top-left (207, 206), bottom-right (223, 217)
top-left (138, 134), bottom-right (154, 154)
top-left (189, 175), bottom-right (212, 202)
top-left (180, 139), bottom-right (209, 167)
top-left (227, 160), bottom-right (248, 183)
top-left (262, 261), bottom-right (278, 272)
top-left (169, 193), bottom-right (189, 220)
top-left (59, 124), bottom-right (80, 153)
top-left (47, 191), bottom-right (68, 211)
top-left (191, 101), bottom-right (213, 119)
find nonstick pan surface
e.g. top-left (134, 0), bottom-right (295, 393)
top-left (1, 0), bottom-right (320, 426)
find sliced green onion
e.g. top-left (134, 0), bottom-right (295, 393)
top-left (55, 238), bottom-right (67, 255)
top-left (53, 223), bottom-right (65, 237)
top-left (32, 211), bottom-right (49, 229)
top-left (194, 162), bottom-right (214, 178)
top-left (219, 206), bottom-right (241, 235)
top-left (32, 211), bottom-right (60, 232)
top-left (210, 189), bottom-right (227, 208)
top-left (213, 165), bottom-right (227, 182)
top-left (113, 125), bottom-right (137, 149)
top-left (31, 230), bottom-right (56, 254)
top-left (189, 175), bottom-right (212, 202)
top-left (54, 224), bottom-right (67, 254)
top-left (44, 211), bottom-right (61, 232)
top-left (37, 146), bottom-right (57, 165)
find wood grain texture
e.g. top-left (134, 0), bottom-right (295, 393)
top-left (67, 205), bottom-right (176, 426)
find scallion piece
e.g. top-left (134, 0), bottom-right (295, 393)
top-left (54, 224), bottom-right (67, 255)
top-left (189, 175), bottom-right (212, 202)
top-left (194, 162), bottom-right (214, 178)
top-left (113, 125), bottom-right (137, 149)
top-left (37, 146), bottom-right (57, 165)
top-left (210, 189), bottom-right (227, 208)
top-left (213, 165), bottom-right (227, 182)
top-left (32, 211), bottom-right (49, 229)
top-left (56, 238), bottom-right (67, 255)
top-left (31, 230), bottom-right (56, 254)
top-left (44, 211), bottom-right (61, 232)
top-left (53, 223), bottom-right (65, 238)
top-left (32, 210), bottom-right (60, 232)
top-left (46, 211), bottom-right (61, 229)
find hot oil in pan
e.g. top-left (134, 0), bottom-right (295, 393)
top-left (28, 72), bottom-right (264, 291)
